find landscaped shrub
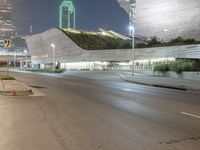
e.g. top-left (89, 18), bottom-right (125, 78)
top-left (0, 74), bottom-right (15, 80)
top-left (169, 61), bottom-right (184, 74)
top-left (154, 63), bottom-right (170, 72)
top-left (147, 36), bottom-right (162, 47)
top-left (135, 43), bottom-right (147, 48)
top-left (60, 29), bottom-right (132, 50)
top-left (25, 69), bottom-right (65, 74)
top-left (154, 59), bottom-right (200, 74)
top-left (138, 36), bottom-right (200, 48)
top-left (172, 59), bottom-right (200, 73)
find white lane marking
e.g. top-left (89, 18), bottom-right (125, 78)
top-left (181, 112), bottom-right (200, 119)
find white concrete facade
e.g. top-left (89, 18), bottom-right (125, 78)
top-left (25, 28), bottom-right (200, 70)
top-left (25, 28), bottom-right (132, 69)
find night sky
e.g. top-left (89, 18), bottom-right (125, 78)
top-left (11, 0), bottom-right (129, 35)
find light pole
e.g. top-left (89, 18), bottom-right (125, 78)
top-left (129, 1), bottom-right (136, 76)
top-left (130, 26), bottom-right (135, 76)
top-left (14, 49), bottom-right (16, 68)
top-left (5, 48), bottom-right (9, 76)
top-left (51, 44), bottom-right (55, 71)
top-left (13, 48), bottom-right (18, 68)
top-left (24, 50), bottom-right (28, 69)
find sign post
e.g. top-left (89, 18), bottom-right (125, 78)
top-left (4, 39), bottom-right (12, 76)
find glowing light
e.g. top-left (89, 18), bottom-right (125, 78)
top-left (51, 44), bottom-right (55, 48)
top-left (129, 26), bottom-right (134, 30)
top-left (162, 28), bottom-right (170, 32)
top-left (24, 50), bottom-right (27, 54)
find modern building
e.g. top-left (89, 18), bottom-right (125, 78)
top-left (25, 28), bottom-right (200, 70)
top-left (22, 0), bottom-right (200, 70)
top-left (117, 0), bottom-right (200, 41)
top-left (0, 0), bottom-right (16, 47)
top-left (59, 0), bottom-right (76, 29)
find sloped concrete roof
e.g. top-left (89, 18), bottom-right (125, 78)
top-left (25, 28), bottom-right (132, 64)
top-left (25, 28), bottom-right (200, 65)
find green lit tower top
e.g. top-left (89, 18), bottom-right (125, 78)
top-left (59, 0), bottom-right (75, 29)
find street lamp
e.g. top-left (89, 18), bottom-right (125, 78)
top-left (129, 26), bottom-right (135, 76)
top-left (24, 50), bottom-right (28, 69)
top-left (129, 1), bottom-right (136, 76)
top-left (51, 43), bottom-right (55, 70)
top-left (13, 48), bottom-right (16, 68)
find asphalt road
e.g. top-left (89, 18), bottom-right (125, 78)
top-left (0, 71), bottom-right (200, 150)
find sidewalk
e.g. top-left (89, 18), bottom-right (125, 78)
top-left (119, 72), bottom-right (200, 91)
top-left (0, 80), bottom-right (33, 96)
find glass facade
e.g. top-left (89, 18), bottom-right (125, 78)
top-left (59, 0), bottom-right (76, 29)
top-left (0, 0), bottom-right (16, 48)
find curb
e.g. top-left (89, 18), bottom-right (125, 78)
top-left (118, 73), bottom-right (196, 91)
top-left (0, 89), bottom-right (33, 96)
top-left (0, 79), bottom-right (34, 96)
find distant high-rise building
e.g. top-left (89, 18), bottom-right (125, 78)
top-left (0, 0), bottom-right (16, 47)
top-left (117, 0), bottom-right (200, 41)
top-left (59, 0), bottom-right (75, 29)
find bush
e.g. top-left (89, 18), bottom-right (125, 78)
top-left (136, 36), bottom-right (200, 48)
top-left (169, 61), bottom-right (183, 74)
top-left (154, 64), bottom-right (170, 72)
top-left (170, 60), bottom-right (195, 73)
top-left (60, 29), bottom-right (132, 50)
top-left (135, 43), bottom-right (147, 48)
top-left (0, 74), bottom-right (15, 80)
top-left (25, 69), bottom-right (65, 74)
top-left (154, 59), bottom-right (200, 74)
top-left (147, 36), bottom-right (161, 47)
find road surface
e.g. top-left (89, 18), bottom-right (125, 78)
top-left (0, 71), bottom-right (200, 150)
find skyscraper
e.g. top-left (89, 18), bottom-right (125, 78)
top-left (117, 0), bottom-right (200, 41)
top-left (0, 0), bottom-right (16, 47)
top-left (59, 0), bottom-right (75, 29)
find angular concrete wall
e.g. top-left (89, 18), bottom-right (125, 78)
top-left (135, 44), bottom-right (200, 60)
top-left (25, 28), bottom-right (132, 64)
top-left (25, 28), bottom-right (200, 66)
top-left (117, 0), bottom-right (200, 40)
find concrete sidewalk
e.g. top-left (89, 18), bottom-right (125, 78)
top-left (119, 72), bottom-right (200, 91)
top-left (0, 80), bottom-right (33, 96)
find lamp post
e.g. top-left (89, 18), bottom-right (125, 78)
top-left (129, 1), bottom-right (136, 76)
top-left (24, 50), bottom-right (28, 69)
top-left (14, 49), bottom-right (16, 68)
top-left (14, 48), bottom-right (19, 68)
top-left (5, 48), bottom-right (9, 76)
top-left (51, 44), bottom-right (55, 71)
top-left (129, 26), bottom-right (135, 76)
